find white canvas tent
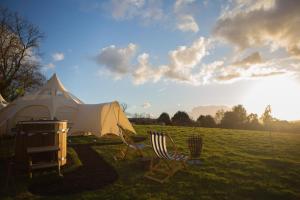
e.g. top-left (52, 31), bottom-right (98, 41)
top-left (0, 94), bottom-right (8, 109)
top-left (0, 74), bottom-right (135, 137)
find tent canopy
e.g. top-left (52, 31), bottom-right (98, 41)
top-left (0, 74), bottom-right (135, 137)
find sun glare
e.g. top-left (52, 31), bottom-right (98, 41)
top-left (242, 75), bottom-right (300, 121)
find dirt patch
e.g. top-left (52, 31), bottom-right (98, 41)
top-left (28, 144), bottom-right (118, 196)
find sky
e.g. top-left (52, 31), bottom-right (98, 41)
top-left (1, 0), bottom-right (300, 120)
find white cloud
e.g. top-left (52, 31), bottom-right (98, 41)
top-left (169, 37), bottom-right (207, 69)
top-left (95, 0), bottom-right (300, 86)
top-left (132, 53), bottom-right (166, 84)
top-left (174, 0), bottom-right (195, 13)
top-left (106, 0), bottom-right (164, 23)
top-left (174, 0), bottom-right (199, 33)
top-left (164, 37), bottom-right (208, 83)
top-left (42, 63), bottom-right (55, 71)
top-left (176, 15), bottom-right (199, 33)
top-left (95, 43), bottom-right (137, 77)
top-left (95, 37), bottom-right (210, 85)
top-left (197, 56), bottom-right (294, 84)
top-left (104, 0), bottom-right (201, 32)
top-left (232, 52), bottom-right (263, 68)
top-left (22, 48), bottom-right (41, 65)
top-left (110, 0), bottom-right (145, 19)
top-left (95, 39), bottom-right (300, 86)
top-left (142, 102), bottom-right (151, 108)
top-left (52, 52), bottom-right (64, 61)
top-left (213, 0), bottom-right (300, 57)
top-left (46, 63), bottom-right (55, 69)
top-left (131, 37), bottom-right (209, 85)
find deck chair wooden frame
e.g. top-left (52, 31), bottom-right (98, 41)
top-left (114, 124), bottom-right (147, 160)
top-left (144, 131), bottom-right (188, 183)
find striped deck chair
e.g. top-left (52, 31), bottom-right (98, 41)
top-left (144, 131), bottom-right (188, 183)
top-left (114, 124), bottom-right (147, 160)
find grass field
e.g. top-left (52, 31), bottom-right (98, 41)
top-left (1, 125), bottom-right (300, 200)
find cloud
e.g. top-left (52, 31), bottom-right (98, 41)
top-left (164, 37), bottom-right (208, 82)
top-left (215, 72), bottom-right (241, 82)
top-left (213, 0), bottom-right (300, 57)
top-left (190, 105), bottom-right (231, 119)
top-left (96, 37), bottom-right (209, 85)
top-left (169, 37), bottom-right (207, 69)
top-left (192, 52), bottom-right (297, 84)
top-left (132, 37), bottom-right (209, 85)
top-left (233, 52), bottom-right (262, 66)
top-left (174, 0), bottom-right (199, 33)
top-left (109, 0), bottom-right (145, 19)
top-left (42, 63), bottom-right (55, 71)
top-left (232, 52), bottom-right (263, 67)
top-left (95, 38), bottom-right (300, 85)
top-left (52, 52), bottom-right (64, 61)
top-left (22, 48), bottom-right (41, 65)
top-left (132, 53), bottom-right (166, 84)
top-left (176, 15), bottom-right (199, 33)
top-left (95, 43), bottom-right (137, 77)
top-left (250, 71), bottom-right (285, 78)
top-left (142, 102), bottom-right (151, 108)
top-left (104, 0), bottom-right (200, 32)
top-left (106, 0), bottom-right (164, 23)
top-left (174, 0), bottom-right (195, 13)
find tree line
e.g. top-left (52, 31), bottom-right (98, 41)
top-left (154, 105), bottom-right (300, 133)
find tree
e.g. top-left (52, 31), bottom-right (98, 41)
top-left (261, 105), bottom-right (273, 124)
top-left (215, 109), bottom-right (225, 124)
top-left (220, 105), bottom-right (247, 129)
top-left (157, 112), bottom-right (171, 125)
top-left (220, 111), bottom-right (237, 128)
top-left (0, 7), bottom-right (45, 101)
top-left (120, 103), bottom-right (128, 112)
top-left (232, 105), bottom-right (247, 124)
top-left (261, 105), bottom-right (273, 130)
top-left (246, 113), bottom-right (261, 130)
top-left (197, 115), bottom-right (216, 127)
top-left (171, 111), bottom-right (191, 126)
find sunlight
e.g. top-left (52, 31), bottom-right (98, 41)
top-left (242, 75), bottom-right (300, 121)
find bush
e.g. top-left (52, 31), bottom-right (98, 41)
top-left (197, 115), bottom-right (216, 128)
top-left (172, 111), bottom-right (192, 126)
top-left (157, 112), bottom-right (171, 125)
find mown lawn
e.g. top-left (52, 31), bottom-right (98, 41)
top-left (1, 125), bottom-right (300, 200)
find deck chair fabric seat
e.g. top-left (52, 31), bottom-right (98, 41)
top-left (145, 131), bottom-right (188, 183)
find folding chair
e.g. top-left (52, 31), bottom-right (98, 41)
top-left (114, 124), bottom-right (147, 160)
top-left (144, 131), bottom-right (188, 183)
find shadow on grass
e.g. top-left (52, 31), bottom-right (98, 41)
top-left (28, 144), bottom-right (118, 196)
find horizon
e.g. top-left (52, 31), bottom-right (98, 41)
top-left (2, 0), bottom-right (300, 121)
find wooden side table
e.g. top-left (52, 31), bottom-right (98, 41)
top-left (27, 145), bottom-right (61, 178)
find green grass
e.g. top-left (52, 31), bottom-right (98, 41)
top-left (2, 125), bottom-right (300, 200)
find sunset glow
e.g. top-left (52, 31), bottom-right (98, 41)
top-left (243, 75), bottom-right (300, 120)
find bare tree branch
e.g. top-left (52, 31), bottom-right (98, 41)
top-left (0, 6), bottom-right (45, 101)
